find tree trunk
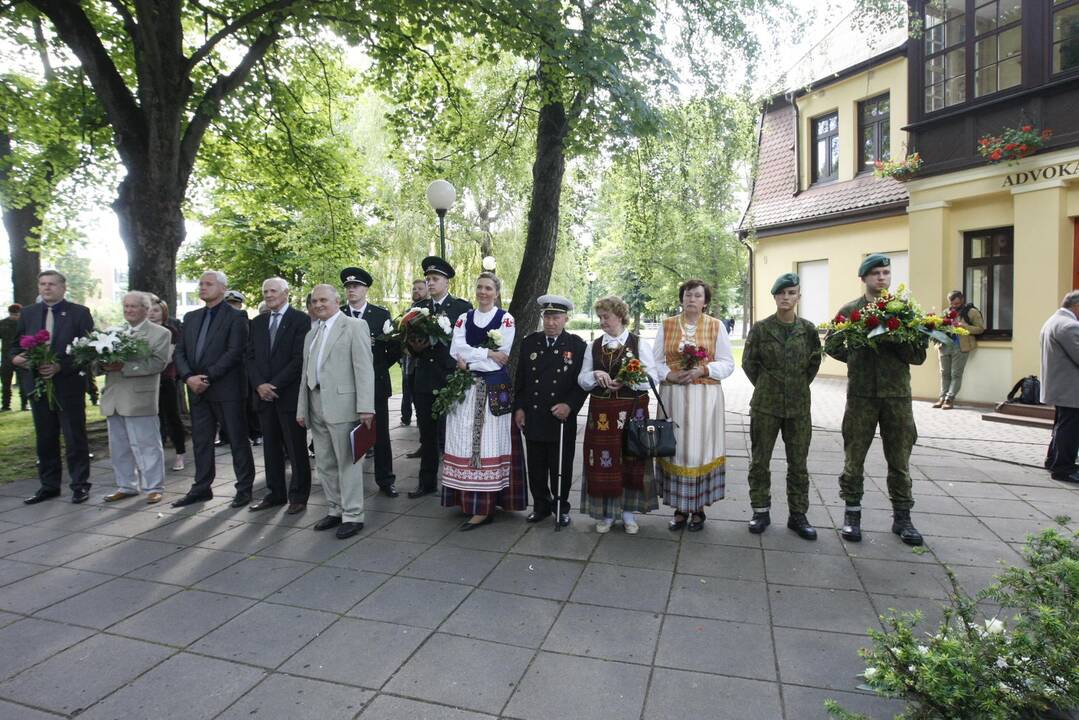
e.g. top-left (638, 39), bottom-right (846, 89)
top-left (113, 172), bottom-right (185, 312)
top-left (507, 100), bottom-right (568, 367)
top-left (3, 203), bottom-right (42, 305)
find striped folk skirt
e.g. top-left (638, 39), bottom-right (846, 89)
top-left (580, 394), bottom-right (659, 520)
top-left (656, 382), bottom-right (726, 513)
top-left (441, 380), bottom-right (527, 514)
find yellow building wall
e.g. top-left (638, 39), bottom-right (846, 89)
top-left (798, 57), bottom-right (909, 188)
top-left (753, 215), bottom-right (909, 379)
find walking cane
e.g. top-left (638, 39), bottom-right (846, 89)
top-left (554, 420), bottom-right (565, 532)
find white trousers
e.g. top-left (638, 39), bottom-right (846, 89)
top-left (309, 390), bottom-right (365, 523)
top-left (107, 414), bottom-right (165, 493)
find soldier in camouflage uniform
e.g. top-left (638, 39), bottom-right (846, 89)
top-left (742, 273), bottom-right (822, 540)
top-left (825, 254), bottom-right (925, 546)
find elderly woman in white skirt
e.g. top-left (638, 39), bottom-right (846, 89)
top-left (441, 272), bottom-right (527, 530)
top-left (653, 279), bottom-right (734, 532)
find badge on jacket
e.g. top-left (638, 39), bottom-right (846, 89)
top-left (563, 351), bottom-right (573, 365)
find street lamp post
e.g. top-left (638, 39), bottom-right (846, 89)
top-left (587, 271), bottom-right (597, 341)
top-left (426, 179), bottom-right (457, 258)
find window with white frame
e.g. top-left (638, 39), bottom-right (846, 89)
top-left (796, 259), bottom-right (830, 326)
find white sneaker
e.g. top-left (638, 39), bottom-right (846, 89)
top-left (172, 453), bottom-right (186, 471)
top-left (595, 519), bottom-right (613, 534)
top-left (624, 521), bottom-right (640, 535)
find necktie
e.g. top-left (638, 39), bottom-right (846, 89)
top-left (194, 309), bottom-right (213, 362)
top-left (44, 305), bottom-right (54, 336)
top-left (547, 337), bottom-right (555, 348)
top-left (268, 312), bottom-right (280, 350)
top-left (306, 323), bottom-right (324, 390)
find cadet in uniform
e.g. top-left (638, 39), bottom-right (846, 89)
top-left (825, 254), bottom-right (925, 546)
top-left (408, 256), bottom-right (472, 498)
top-left (742, 273), bottom-right (821, 540)
top-left (513, 295), bottom-right (588, 526)
top-left (340, 267), bottom-right (401, 497)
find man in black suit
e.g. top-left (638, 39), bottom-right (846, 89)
top-left (408, 256), bottom-right (472, 499)
top-left (13, 270), bottom-right (95, 504)
top-left (247, 277), bottom-right (311, 514)
top-left (172, 270), bottom-right (255, 508)
top-left (340, 266), bottom-right (400, 497)
top-left (513, 295), bottom-right (588, 526)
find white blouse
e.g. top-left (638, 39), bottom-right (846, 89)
top-left (577, 329), bottom-right (658, 393)
top-left (652, 316), bottom-right (735, 383)
top-left (450, 307), bottom-right (516, 373)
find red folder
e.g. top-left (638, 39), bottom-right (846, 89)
top-left (350, 421), bottom-right (377, 464)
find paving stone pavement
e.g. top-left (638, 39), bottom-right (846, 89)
top-left (0, 389), bottom-right (1077, 720)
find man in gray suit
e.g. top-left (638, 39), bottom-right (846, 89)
top-left (1041, 290), bottom-right (1079, 484)
top-left (101, 292), bottom-right (173, 504)
top-left (298, 284), bottom-right (375, 539)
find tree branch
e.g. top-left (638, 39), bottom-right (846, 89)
top-left (186, 0), bottom-right (296, 70)
top-left (30, 15), bottom-right (54, 79)
top-left (106, 0), bottom-right (138, 41)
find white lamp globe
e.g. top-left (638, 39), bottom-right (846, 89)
top-left (426, 180), bottom-right (457, 212)
top-left (482, 256), bottom-right (497, 271)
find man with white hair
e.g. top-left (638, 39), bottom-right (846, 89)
top-left (246, 277), bottom-right (312, 513)
top-left (298, 284), bottom-right (375, 539)
top-left (1041, 290), bottom-right (1079, 484)
top-left (101, 292), bottom-right (173, 504)
top-left (173, 270), bottom-right (256, 507)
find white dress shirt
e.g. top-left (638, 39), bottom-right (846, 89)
top-left (314, 311), bottom-right (343, 386)
top-left (577, 328), bottom-right (657, 392)
top-left (450, 307), bottom-right (515, 372)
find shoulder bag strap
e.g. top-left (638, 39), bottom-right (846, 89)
top-left (647, 375), bottom-right (671, 420)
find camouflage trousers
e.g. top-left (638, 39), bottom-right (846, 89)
top-left (748, 411), bottom-right (811, 514)
top-left (839, 396), bottom-right (916, 511)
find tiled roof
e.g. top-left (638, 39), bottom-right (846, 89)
top-left (739, 104), bottom-right (908, 233)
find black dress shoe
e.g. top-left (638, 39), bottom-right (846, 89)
top-left (459, 515), bottom-right (494, 532)
top-left (748, 510), bottom-right (771, 534)
top-left (72, 488), bottom-right (90, 504)
top-left (24, 489), bottom-right (60, 505)
top-left (1051, 470), bottom-right (1079, 483)
top-left (687, 511), bottom-right (706, 532)
top-left (286, 502), bottom-right (307, 515)
top-left (407, 487), bottom-right (436, 499)
top-left (669, 511), bottom-right (688, 531)
top-left (313, 515), bottom-right (343, 531)
top-left (405, 448), bottom-right (423, 458)
top-left (557, 513), bottom-right (571, 527)
top-left (335, 521), bottom-right (364, 539)
top-left (230, 494), bottom-right (252, 508)
top-left (171, 494), bottom-right (212, 508)
top-left (249, 497), bottom-right (286, 511)
top-left (378, 485), bottom-right (400, 498)
top-left (787, 513), bottom-right (818, 541)
top-left (526, 510), bottom-right (551, 523)
top-left (400, 419), bottom-right (412, 427)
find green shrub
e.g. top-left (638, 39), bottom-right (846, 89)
top-left (566, 317), bottom-right (599, 330)
top-left (827, 529), bottom-right (1079, 720)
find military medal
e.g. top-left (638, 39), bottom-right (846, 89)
top-left (530, 352), bottom-right (537, 360)
top-left (563, 351), bottom-right (573, 365)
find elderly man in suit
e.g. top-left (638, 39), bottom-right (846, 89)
top-left (247, 277), bottom-right (312, 514)
top-left (1041, 290), bottom-right (1079, 484)
top-left (298, 284), bottom-right (375, 539)
top-left (13, 270), bottom-right (95, 504)
top-left (173, 270), bottom-right (255, 508)
top-left (100, 292), bottom-right (173, 504)
top-left (340, 266), bottom-right (400, 497)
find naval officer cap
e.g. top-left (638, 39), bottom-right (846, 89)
top-left (340, 267), bottom-right (372, 287)
top-left (421, 256), bottom-right (455, 279)
top-left (858, 253), bottom-right (891, 278)
top-left (537, 294), bottom-right (574, 314)
top-left (224, 290), bottom-right (245, 304)
top-left (770, 273), bottom-right (800, 295)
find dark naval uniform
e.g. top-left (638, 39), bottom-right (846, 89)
top-left (743, 313), bottom-right (821, 515)
top-left (513, 330), bottom-right (588, 519)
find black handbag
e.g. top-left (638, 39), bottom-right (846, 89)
top-left (624, 377), bottom-right (677, 458)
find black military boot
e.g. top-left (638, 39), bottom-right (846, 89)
top-left (840, 506), bottom-right (862, 542)
top-left (891, 509), bottom-right (923, 546)
top-left (748, 508), bottom-right (770, 534)
top-left (787, 513), bottom-right (818, 541)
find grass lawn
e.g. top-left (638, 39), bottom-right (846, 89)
top-left (0, 399), bottom-right (109, 485)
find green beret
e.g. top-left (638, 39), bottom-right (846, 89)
top-left (858, 253), bottom-right (891, 277)
top-left (770, 273), bottom-right (800, 295)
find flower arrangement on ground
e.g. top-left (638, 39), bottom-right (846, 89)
top-left (68, 327), bottom-right (151, 372)
top-left (820, 284), bottom-right (969, 353)
top-left (874, 152), bottom-right (923, 180)
top-left (978, 125), bottom-right (1052, 164)
top-left (432, 329), bottom-right (504, 419)
top-left (18, 330), bottom-right (59, 409)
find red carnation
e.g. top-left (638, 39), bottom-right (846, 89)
top-left (834, 313), bottom-right (846, 324)
top-left (1022, 125), bottom-right (1032, 132)
top-left (990, 150), bottom-right (1002, 161)
top-left (850, 309), bottom-right (862, 322)
top-left (1019, 144), bottom-right (1028, 153)
top-left (866, 315), bottom-right (881, 329)
top-left (1005, 143), bottom-right (1016, 151)
top-left (876, 301), bottom-right (887, 310)
top-left (886, 317), bottom-right (901, 331)
top-left (947, 309), bottom-right (958, 319)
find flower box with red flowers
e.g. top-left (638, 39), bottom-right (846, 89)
top-left (873, 153), bottom-right (923, 181)
top-left (978, 125), bottom-right (1052, 165)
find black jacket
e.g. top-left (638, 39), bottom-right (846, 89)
top-left (412, 295), bottom-right (472, 394)
top-left (247, 305), bottom-right (308, 413)
top-left (14, 299), bottom-right (94, 399)
top-left (175, 302), bottom-right (249, 403)
top-left (341, 303), bottom-right (400, 399)
top-left (513, 331), bottom-right (588, 442)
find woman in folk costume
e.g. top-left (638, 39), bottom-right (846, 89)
top-left (653, 279), bottom-right (735, 532)
top-left (577, 295), bottom-right (660, 534)
top-left (441, 272), bottom-right (527, 530)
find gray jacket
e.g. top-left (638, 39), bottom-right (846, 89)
top-left (1040, 308), bottom-right (1079, 408)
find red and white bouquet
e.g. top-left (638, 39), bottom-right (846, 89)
top-left (18, 330), bottom-right (59, 409)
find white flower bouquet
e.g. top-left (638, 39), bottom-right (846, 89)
top-left (68, 327), bottom-right (151, 372)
